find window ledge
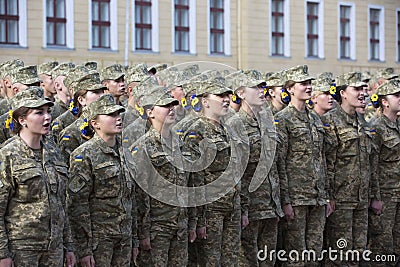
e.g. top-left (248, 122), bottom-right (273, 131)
top-left (89, 48), bottom-right (119, 53)
top-left (172, 52), bottom-right (197, 56)
top-left (269, 55), bottom-right (291, 59)
top-left (132, 50), bottom-right (160, 55)
top-left (337, 58), bottom-right (356, 62)
top-left (368, 59), bottom-right (385, 63)
top-left (0, 44), bottom-right (27, 49)
top-left (305, 56), bottom-right (325, 61)
top-left (207, 53), bottom-right (231, 58)
top-left (43, 46), bottom-right (75, 51)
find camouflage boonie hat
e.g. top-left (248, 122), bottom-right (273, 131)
top-left (100, 64), bottom-right (125, 81)
top-left (139, 86), bottom-right (179, 107)
top-left (148, 63), bottom-right (168, 74)
top-left (375, 67), bottom-right (398, 80)
top-left (64, 66), bottom-right (90, 89)
top-left (0, 59), bottom-right (24, 79)
top-left (37, 61), bottom-right (59, 76)
top-left (10, 65), bottom-right (40, 85)
top-left (51, 62), bottom-right (75, 78)
top-left (196, 77), bottom-right (232, 96)
top-left (335, 72), bottom-right (367, 87)
top-left (71, 72), bottom-right (105, 95)
top-left (125, 63), bottom-right (150, 86)
top-left (87, 94), bottom-right (125, 120)
top-left (11, 86), bottom-right (53, 111)
top-left (361, 71), bottom-right (372, 82)
top-left (225, 71), bottom-right (264, 91)
top-left (285, 65), bottom-right (315, 83)
top-left (312, 73), bottom-right (334, 93)
top-left (83, 61), bottom-right (98, 70)
top-left (376, 79), bottom-right (400, 96)
top-left (265, 71), bottom-right (285, 87)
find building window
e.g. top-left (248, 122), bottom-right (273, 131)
top-left (369, 6), bottom-right (384, 61)
top-left (46, 0), bottom-right (66, 46)
top-left (339, 3), bottom-right (355, 59)
top-left (271, 0), bottom-right (284, 56)
top-left (174, 0), bottom-right (189, 52)
top-left (397, 10), bottom-right (400, 62)
top-left (135, 0), bottom-right (152, 50)
top-left (0, 0), bottom-right (19, 44)
top-left (209, 0), bottom-right (224, 54)
top-left (306, 2), bottom-right (318, 57)
top-left (92, 0), bottom-right (110, 48)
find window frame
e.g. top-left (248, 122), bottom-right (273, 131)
top-left (269, 0), bottom-right (290, 57)
top-left (368, 5), bottom-right (385, 62)
top-left (0, 0), bottom-right (19, 45)
top-left (397, 8), bottom-right (400, 62)
top-left (173, 0), bottom-right (190, 53)
top-left (207, 0), bottom-right (230, 56)
top-left (45, 0), bottom-right (67, 46)
top-left (337, 2), bottom-right (355, 60)
top-left (304, 0), bottom-right (324, 59)
top-left (132, 0), bottom-right (159, 52)
top-left (91, 0), bottom-right (111, 49)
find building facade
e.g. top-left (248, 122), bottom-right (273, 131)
top-left (0, 0), bottom-right (399, 75)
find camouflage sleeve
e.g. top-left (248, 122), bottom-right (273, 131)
top-left (0, 154), bottom-right (13, 259)
top-left (369, 125), bottom-right (381, 201)
top-left (274, 116), bottom-right (291, 205)
top-left (187, 173), bottom-right (197, 231)
top-left (67, 149), bottom-right (94, 258)
top-left (59, 130), bottom-right (80, 164)
top-left (321, 114), bottom-right (338, 200)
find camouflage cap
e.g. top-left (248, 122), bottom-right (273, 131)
top-left (71, 71), bottom-right (105, 95)
top-left (284, 65), bottom-right (315, 83)
top-left (265, 71), bottom-right (285, 87)
top-left (37, 61), bottom-right (59, 76)
top-left (147, 63), bottom-right (168, 74)
top-left (196, 77), bottom-right (232, 96)
top-left (139, 86), bottom-right (179, 107)
top-left (100, 64), bottom-right (125, 81)
top-left (182, 64), bottom-right (200, 77)
top-left (376, 79), bottom-right (400, 96)
top-left (11, 86), bottom-right (53, 111)
top-left (135, 76), bottom-right (162, 98)
top-left (0, 59), bottom-right (24, 79)
top-left (335, 72), bottom-right (367, 87)
top-left (64, 65), bottom-right (90, 89)
top-left (87, 94), bottom-right (125, 120)
top-left (265, 71), bottom-right (274, 80)
top-left (51, 62), bottom-right (75, 78)
top-left (83, 61), bottom-right (98, 70)
top-left (312, 73), bottom-right (334, 93)
top-left (165, 70), bottom-right (192, 89)
top-left (10, 65), bottom-right (41, 85)
top-left (225, 70), bottom-right (264, 91)
top-left (375, 67), bottom-right (398, 80)
top-left (243, 69), bottom-right (265, 82)
top-left (125, 63), bottom-right (150, 85)
top-left (361, 71), bottom-right (372, 82)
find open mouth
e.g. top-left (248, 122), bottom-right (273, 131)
top-left (43, 123), bottom-right (50, 127)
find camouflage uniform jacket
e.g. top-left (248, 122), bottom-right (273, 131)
top-left (183, 116), bottom-right (241, 228)
top-left (238, 108), bottom-right (283, 220)
top-left (121, 117), bottom-right (148, 148)
top-left (0, 135), bottom-right (72, 258)
top-left (275, 104), bottom-right (327, 207)
top-left (58, 117), bottom-right (91, 163)
top-left (51, 110), bottom-right (76, 144)
top-left (322, 106), bottom-right (380, 209)
top-left (122, 105), bottom-right (140, 129)
top-left (0, 98), bottom-right (10, 117)
top-left (53, 96), bottom-right (69, 120)
top-left (371, 114), bottom-right (400, 202)
top-left (130, 127), bottom-right (195, 240)
top-left (0, 112), bottom-right (11, 145)
top-left (267, 100), bottom-right (282, 115)
top-left (67, 135), bottom-right (138, 258)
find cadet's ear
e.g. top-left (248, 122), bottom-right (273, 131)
top-left (90, 119), bottom-right (100, 130)
top-left (236, 87), bottom-right (245, 99)
top-left (201, 97), bottom-right (209, 108)
top-left (146, 107), bottom-right (154, 119)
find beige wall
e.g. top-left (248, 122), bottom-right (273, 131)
top-left (0, 0), bottom-right (399, 76)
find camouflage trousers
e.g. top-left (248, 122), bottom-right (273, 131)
top-left (325, 204), bottom-right (368, 267)
top-left (283, 205), bottom-right (325, 267)
top-left (367, 198), bottom-right (400, 267)
top-left (239, 217), bottom-right (278, 267)
top-left (197, 208), bottom-right (241, 267)
top-left (12, 246), bottom-right (64, 267)
top-left (137, 228), bottom-right (188, 267)
top-left (92, 235), bottom-right (132, 267)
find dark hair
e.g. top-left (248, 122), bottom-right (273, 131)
top-left (284, 80), bottom-right (296, 89)
top-left (73, 89), bottom-right (88, 117)
top-left (332, 85), bottom-right (348, 103)
top-left (11, 106), bottom-right (30, 134)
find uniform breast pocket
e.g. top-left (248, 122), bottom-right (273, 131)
top-left (208, 138), bottom-right (231, 171)
top-left (290, 127), bottom-right (311, 152)
top-left (13, 163), bottom-right (45, 203)
top-left (337, 128), bottom-right (358, 157)
top-left (382, 136), bottom-right (400, 161)
top-left (93, 161), bottom-right (121, 198)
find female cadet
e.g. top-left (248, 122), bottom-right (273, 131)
top-left (129, 86), bottom-right (195, 267)
top-left (368, 79), bottom-right (400, 266)
top-left (226, 71), bottom-right (283, 266)
top-left (274, 65), bottom-right (328, 267)
top-left (0, 87), bottom-right (75, 267)
top-left (183, 77), bottom-right (242, 267)
top-left (265, 71), bottom-right (287, 115)
top-left (322, 72), bottom-right (381, 266)
top-left (310, 73), bottom-right (335, 117)
top-left (67, 94), bottom-right (138, 267)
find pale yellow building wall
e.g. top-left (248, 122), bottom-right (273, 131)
top-left (0, 0), bottom-right (399, 76)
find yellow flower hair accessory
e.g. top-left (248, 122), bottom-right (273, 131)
top-left (371, 94), bottom-right (379, 102)
top-left (5, 110), bottom-right (14, 130)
